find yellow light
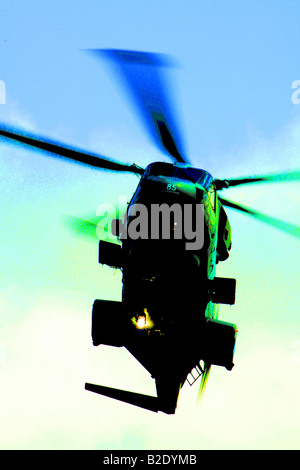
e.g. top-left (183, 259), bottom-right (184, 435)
top-left (134, 308), bottom-right (154, 330)
top-left (136, 316), bottom-right (146, 329)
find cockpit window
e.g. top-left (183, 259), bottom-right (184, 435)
top-left (144, 162), bottom-right (213, 189)
top-left (177, 167), bottom-right (213, 188)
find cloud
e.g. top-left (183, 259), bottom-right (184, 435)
top-left (212, 115), bottom-right (300, 179)
top-left (1, 288), bottom-right (298, 450)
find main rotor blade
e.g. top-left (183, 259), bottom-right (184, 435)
top-left (219, 196), bottom-right (300, 239)
top-left (63, 215), bottom-right (99, 241)
top-left (0, 125), bottom-right (144, 174)
top-left (216, 169), bottom-right (300, 189)
top-left (90, 49), bottom-right (189, 164)
top-left (63, 205), bottom-right (127, 241)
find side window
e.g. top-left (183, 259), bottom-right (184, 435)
top-left (208, 185), bottom-right (216, 211)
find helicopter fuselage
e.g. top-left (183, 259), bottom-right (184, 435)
top-left (88, 162), bottom-right (237, 413)
top-left (0, 47), bottom-right (296, 416)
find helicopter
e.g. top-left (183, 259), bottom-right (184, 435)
top-left (0, 49), bottom-right (299, 414)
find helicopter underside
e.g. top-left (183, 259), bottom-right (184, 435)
top-left (86, 241), bottom-right (237, 414)
top-left (87, 297), bottom-right (236, 414)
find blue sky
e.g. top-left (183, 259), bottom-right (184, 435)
top-left (0, 0), bottom-right (299, 449)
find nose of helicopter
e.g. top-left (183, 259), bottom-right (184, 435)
top-left (140, 174), bottom-right (199, 201)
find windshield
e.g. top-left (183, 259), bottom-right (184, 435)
top-left (144, 162), bottom-right (213, 188)
top-left (176, 167), bottom-right (213, 188)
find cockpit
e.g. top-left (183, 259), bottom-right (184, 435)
top-left (143, 162), bottom-right (213, 189)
